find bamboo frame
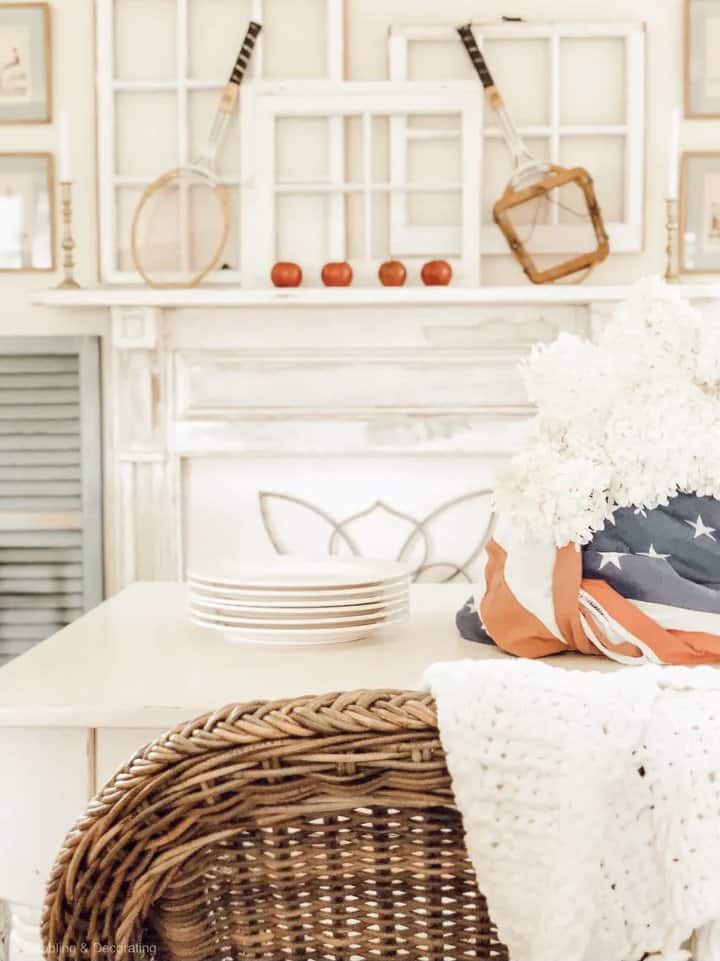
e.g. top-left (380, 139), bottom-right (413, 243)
top-left (0, 151), bottom-right (56, 272)
top-left (678, 150), bottom-right (720, 275)
top-left (493, 165), bottom-right (609, 284)
top-left (0, 2), bottom-right (52, 124)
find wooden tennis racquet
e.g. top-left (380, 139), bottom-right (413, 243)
top-left (457, 23), bottom-right (609, 284)
top-left (131, 20), bottom-right (262, 289)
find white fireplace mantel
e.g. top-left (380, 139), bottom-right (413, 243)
top-left (28, 279), bottom-right (720, 603)
top-left (32, 282), bottom-right (720, 310)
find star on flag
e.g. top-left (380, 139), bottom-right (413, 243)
top-left (598, 552), bottom-right (627, 571)
top-left (685, 515), bottom-right (717, 542)
top-left (638, 544), bottom-right (671, 560)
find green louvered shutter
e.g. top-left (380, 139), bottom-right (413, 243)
top-left (0, 337), bottom-right (102, 665)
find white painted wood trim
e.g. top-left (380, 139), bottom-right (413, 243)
top-left (389, 21), bottom-right (646, 42)
top-left (95, 0), bottom-right (117, 283)
top-left (328, 0), bottom-right (347, 265)
top-left (30, 284), bottom-right (720, 309)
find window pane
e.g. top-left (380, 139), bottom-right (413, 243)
top-left (276, 194), bottom-right (328, 263)
top-left (560, 136), bottom-right (625, 221)
top-left (115, 186), bottom-right (145, 272)
top-left (188, 0), bottom-right (255, 81)
top-left (114, 0), bottom-right (176, 82)
top-left (408, 136), bottom-right (462, 185)
top-left (407, 190), bottom-right (461, 228)
top-left (483, 39), bottom-right (550, 126)
top-left (275, 117), bottom-right (330, 181)
top-left (115, 93), bottom-right (178, 177)
top-left (189, 90), bottom-right (241, 178)
top-left (560, 38), bottom-right (626, 126)
top-left (263, 0), bottom-right (328, 78)
top-left (407, 39), bottom-right (475, 80)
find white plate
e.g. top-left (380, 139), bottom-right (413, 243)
top-left (188, 593), bottom-right (408, 615)
top-left (190, 597), bottom-right (409, 623)
top-left (187, 579), bottom-right (410, 604)
top-left (187, 557), bottom-right (408, 591)
top-left (189, 603), bottom-right (409, 628)
top-left (190, 610), bottom-right (408, 646)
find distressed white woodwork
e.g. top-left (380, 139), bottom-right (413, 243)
top-left (100, 295), bottom-right (586, 593)
top-left (0, 725), bottom-right (90, 959)
top-left (31, 283), bottom-right (720, 599)
top-left (388, 20), bottom-right (646, 257)
top-left (34, 283), bottom-right (720, 309)
top-left (110, 305), bottom-right (160, 350)
top-left (0, 727), bottom-right (91, 904)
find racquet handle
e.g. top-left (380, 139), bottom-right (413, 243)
top-left (230, 21), bottom-right (262, 85)
top-left (457, 24), bottom-right (495, 89)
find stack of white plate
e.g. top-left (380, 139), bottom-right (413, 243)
top-left (188, 557), bottom-right (410, 645)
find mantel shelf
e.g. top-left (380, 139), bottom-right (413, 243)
top-left (31, 283), bottom-right (720, 310)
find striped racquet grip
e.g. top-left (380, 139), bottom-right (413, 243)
top-left (457, 24), bottom-right (494, 89)
top-left (230, 21), bottom-right (262, 84)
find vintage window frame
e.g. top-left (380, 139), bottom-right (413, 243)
top-left (388, 20), bottom-right (646, 257)
top-left (95, 0), bottom-right (345, 285)
top-left (239, 81), bottom-right (483, 287)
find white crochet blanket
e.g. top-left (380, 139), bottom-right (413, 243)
top-left (423, 660), bottom-right (720, 961)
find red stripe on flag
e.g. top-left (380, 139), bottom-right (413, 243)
top-left (481, 540), bottom-right (567, 658)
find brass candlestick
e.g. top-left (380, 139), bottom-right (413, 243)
top-left (56, 181), bottom-right (80, 289)
top-left (665, 197), bottom-right (679, 283)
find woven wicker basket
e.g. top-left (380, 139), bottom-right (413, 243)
top-left (43, 690), bottom-right (508, 961)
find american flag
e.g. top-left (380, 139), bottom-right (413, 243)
top-left (457, 493), bottom-right (720, 665)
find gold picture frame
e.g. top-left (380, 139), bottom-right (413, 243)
top-left (0, 2), bottom-right (51, 124)
top-left (0, 151), bottom-right (56, 271)
top-left (685, 0), bottom-right (720, 118)
top-left (679, 151), bottom-right (720, 275)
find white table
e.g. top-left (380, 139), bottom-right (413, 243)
top-left (0, 582), bottom-right (615, 960)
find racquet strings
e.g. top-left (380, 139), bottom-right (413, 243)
top-left (132, 169), bottom-right (230, 285)
top-left (505, 177), bottom-right (601, 283)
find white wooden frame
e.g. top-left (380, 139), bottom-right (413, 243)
top-left (95, 0), bottom-right (345, 284)
top-left (240, 81), bottom-right (483, 286)
top-left (388, 21), bottom-right (645, 257)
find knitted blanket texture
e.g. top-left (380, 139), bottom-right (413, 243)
top-left (424, 659), bottom-right (720, 961)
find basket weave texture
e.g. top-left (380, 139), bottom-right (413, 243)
top-left (43, 690), bottom-right (509, 961)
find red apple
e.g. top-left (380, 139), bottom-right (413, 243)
top-left (378, 260), bottom-right (407, 287)
top-left (321, 261), bottom-right (353, 287)
top-left (421, 259), bottom-right (453, 286)
top-left (271, 262), bottom-right (303, 287)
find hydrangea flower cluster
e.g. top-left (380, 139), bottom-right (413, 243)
top-left (494, 277), bottom-right (720, 546)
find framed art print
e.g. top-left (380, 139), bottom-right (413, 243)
top-left (686, 0), bottom-right (720, 117)
top-left (679, 152), bottom-right (720, 273)
top-left (0, 152), bottom-right (55, 270)
top-left (0, 3), bottom-right (51, 123)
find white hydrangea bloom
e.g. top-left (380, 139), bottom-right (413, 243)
top-left (494, 278), bottom-right (720, 546)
